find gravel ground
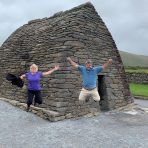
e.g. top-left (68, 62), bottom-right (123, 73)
top-left (0, 99), bottom-right (148, 148)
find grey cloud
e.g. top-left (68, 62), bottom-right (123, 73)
top-left (0, 0), bottom-right (148, 55)
top-left (92, 0), bottom-right (148, 55)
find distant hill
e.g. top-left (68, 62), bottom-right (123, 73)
top-left (119, 51), bottom-right (148, 68)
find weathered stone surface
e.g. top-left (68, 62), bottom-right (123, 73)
top-left (0, 2), bottom-right (132, 121)
top-left (49, 116), bottom-right (65, 122)
top-left (64, 41), bottom-right (85, 47)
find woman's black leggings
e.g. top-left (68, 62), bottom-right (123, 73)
top-left (27, 90), bottom-right (42, 107)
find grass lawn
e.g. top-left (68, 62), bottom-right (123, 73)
top-left (125, 67), bottom-right (148, 73)
top-left (129, 83), bottom-right (148, 98)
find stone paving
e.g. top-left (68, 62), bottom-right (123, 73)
top-left (0, 99), bottom-right (148, 148)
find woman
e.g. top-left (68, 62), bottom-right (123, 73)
top-left (20, 64), bottom-right (59, 111)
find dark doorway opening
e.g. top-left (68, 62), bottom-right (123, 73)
top-left (98, 75), bottom-right (109, 111)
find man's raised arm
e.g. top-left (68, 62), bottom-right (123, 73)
top-left (102, 59), bottom-right (113, 70)
top-left (67, 57), bottom-right (78, 69)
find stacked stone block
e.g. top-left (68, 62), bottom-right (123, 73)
top-left (0, 2), bottom-right (133, 121)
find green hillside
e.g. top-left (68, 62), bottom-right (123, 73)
top-left (119, 50), bottom-right (148, 68)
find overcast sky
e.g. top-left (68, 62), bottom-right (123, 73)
top-left (0, 0), bottom-right (148, 55)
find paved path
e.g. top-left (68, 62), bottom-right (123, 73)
top-left (134, 98), bottom-right (148, 107)
top-left (0, 99), bottom-right (148, 148)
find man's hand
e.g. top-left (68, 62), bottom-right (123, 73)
top-left (103, 58), bottom-right (113, 70)
top-left (67, 57), bottom-right (71, 61)
top-left (67, 57), bottom-right (78, 69)
top-left (108, 59), bottom-right (113, 64)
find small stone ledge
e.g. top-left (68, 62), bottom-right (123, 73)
top-left (0, 97), bottom-right (100, 121)
top-left (115, 103), bottom-right (137, 111)
top-left (113, 102), bottom-right (148, 114)
top-left (0, 97), bottom-right (65, 122)
top-left (134, 96), bottom-right (148, 100)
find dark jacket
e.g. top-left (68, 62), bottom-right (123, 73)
top-left (6, 73), bottom-right (24, 88)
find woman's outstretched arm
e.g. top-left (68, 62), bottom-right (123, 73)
top-left (42, 65), bottom-right (60, 76)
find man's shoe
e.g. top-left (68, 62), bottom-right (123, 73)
top-left (85, 98), bottom-right (89, 103)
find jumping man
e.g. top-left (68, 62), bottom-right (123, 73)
top-left (67, 57), bottom-right (113, 103)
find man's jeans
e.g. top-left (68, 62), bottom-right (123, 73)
top-left (79, 88), bottom-right (100, 103)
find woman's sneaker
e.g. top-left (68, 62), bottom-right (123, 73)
top-left (26, 106), bottom-right (30, 112)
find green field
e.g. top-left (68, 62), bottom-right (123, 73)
top-left (119, 51), bottom-right (148, 98)
top-left (129, 83), bottom-right (148, 98)
top-left (125, 68), bottom-right (148, 73)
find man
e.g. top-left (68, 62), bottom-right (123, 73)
top-left (67, 57), bottom-right (113, 103)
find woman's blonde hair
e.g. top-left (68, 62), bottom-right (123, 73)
top-left (30, 64), bottom-right (38, 72)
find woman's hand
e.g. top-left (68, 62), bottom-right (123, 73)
top-left (54, 65), bottom-right (60, 71)
top-left (20, 74), bottom-right (26, 80)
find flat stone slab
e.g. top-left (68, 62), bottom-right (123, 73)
top-left (0, 98), bottom-right (148, 148)
top-left (0, 98), bottom-right (100, 121)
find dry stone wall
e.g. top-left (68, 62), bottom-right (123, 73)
top-left (0, 2), bottom-right (133, 121)
top-left (126, 72), bottom-right (148, 84)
